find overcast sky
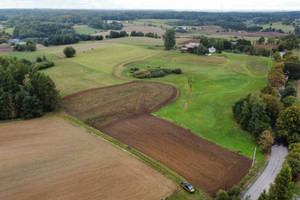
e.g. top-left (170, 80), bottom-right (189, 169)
top-left (1, 0), bottom-right (300, 11)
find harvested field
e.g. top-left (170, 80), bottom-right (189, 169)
top-left (62, 81), bottom-right (177, 127)
top-left (0, 117), bottom-right (176, 200)
top-left (122, 25), bottom-right (165, 36)
top-left (0, 45), bottom-right (12, 54)
top-left (62, 81), bottom-right (252, 196)
top-left (255, 44), bottom-right (278, 50)
top-left (214, 31), bottom-right (286, 37)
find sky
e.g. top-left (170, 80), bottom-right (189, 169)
top-left (1, 0), bottom-right (300, 11)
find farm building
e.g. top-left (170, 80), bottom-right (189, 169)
top-left (181, 42), bottom-right (200, 51)
top-left (209, 47), bottom-right (216, 53)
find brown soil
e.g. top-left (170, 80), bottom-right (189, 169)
top-left (255, 44), bottom-right (278, 50)
top-left (0, 45), bottom-right (12, 54)
top-left (0, 117), bottom-right (176, 200)
top-left (63, 82), bottom-right (252, 196)
top-left (62, 81), bottom-right (178, 127)
top-left (214, 32), bottom-right (286, 37)
top-left (100, 115), bottom-right (251, 195)
top-left (179, 39), bottom-right (200, 45)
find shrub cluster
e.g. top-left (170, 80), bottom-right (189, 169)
top-left (0, 57), bottom-right (59, 120)
top-left (13, 40), bottom-right (36, 52)
top-left (34, 61), bottom-right (55, 70)
top-left (130, 67), bottom-right (182, 79)
top-left (130, 31), bottom-right (160, 39)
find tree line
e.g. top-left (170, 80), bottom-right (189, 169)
top-left (0, 57), bottom-right (59, 120)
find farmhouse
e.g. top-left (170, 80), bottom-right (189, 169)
top-left (181, 42), bottom-right (200, 51)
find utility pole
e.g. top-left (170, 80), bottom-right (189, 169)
top-left (252, 147), bottom-right (257, 168)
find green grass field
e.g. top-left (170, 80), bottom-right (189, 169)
top-left (133, 19), bottom-right (179, 29)
top-left (43, 44), bottom-right (158, 96)
top-left (261, 22), bottom-right (295, 33)
top-left (1, 52), bottom-right (59, 62)
top-left (5, 27), bottom-right (14, 35)
top-left (73, 25), bottom-right (102, 35)
top-left (103, 37), bottom-right (164, 46)
top-left (123, 51), bottom-right (271, 161)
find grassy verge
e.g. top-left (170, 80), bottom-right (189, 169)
top-left (62, 114), bottom-right (211, 200)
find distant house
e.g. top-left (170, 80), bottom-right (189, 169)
top-left (181, 42), bottom-right (200, 51)
top-left (280, 50), bottom-right (287, 58)
top-left (8, 38), bottom-right (21, 44)
top-left (182, 26), bottom-right (187, 30)
top-left (209, 47), bottom-right (216, 53)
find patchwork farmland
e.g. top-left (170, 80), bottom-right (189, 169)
top-left (62, 81), bottom-right (252, 195)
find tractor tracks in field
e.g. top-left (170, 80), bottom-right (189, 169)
top-left (111, 51), bottom-right (162, 80)
top-left (183, 74), bottom-right (192, 110)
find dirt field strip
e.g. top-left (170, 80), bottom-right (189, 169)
top-left (0, 117), bottom-right (176, 200)
top-left (0, 45), bottom-right (12, 54)
top-left (213, 31), bottom-right (286, 37)
top-left (62, 82), bottom-right (252, 196)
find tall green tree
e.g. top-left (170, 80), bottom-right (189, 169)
top-left (276, 104), bottom-right (300, 143)
top-left (163, 28), bottom-right (175, 50)
top-left (268, 164), bottom-right (292, 200)
top-left (63, 46), bottom-right (76, 58)
top-left (248, 98), bottom-right (270, 138)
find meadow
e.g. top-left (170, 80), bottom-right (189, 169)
top-left (261, 22), bottom-right (295, 33)
top-left (124, 51), bottom-right (271, 161)
top-left (73, 25), bottom-right (103, 35)
top-left (1, 51), bottom-right (58, 62)
top-left (43, 43), bottom-right (159, 96)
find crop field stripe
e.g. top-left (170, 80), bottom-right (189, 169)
top-left (61, 114), bottom-right (211, 199)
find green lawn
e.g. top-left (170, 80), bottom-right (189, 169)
top-left (73, 25), bottom-right (102, 35)
top-left (124, 51), bottom-right (271, 161)
top-left (43, 44), bottom-right (158, 96)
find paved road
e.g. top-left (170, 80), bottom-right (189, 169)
top-left (243, 145), bottom-right (288, 200)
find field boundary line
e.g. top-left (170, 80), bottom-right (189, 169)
top-left (61, 114), bottom-right (184, 182)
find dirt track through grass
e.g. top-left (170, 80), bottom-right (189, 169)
top-left (0, 117), bottom-right (176, 200)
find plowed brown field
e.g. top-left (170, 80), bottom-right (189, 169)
top-left (0, 45), bottom-right (12, 54)
top-left (0, 117), bottom-right (176, 200)
top-left (62, 81), bottom-right (252, 196)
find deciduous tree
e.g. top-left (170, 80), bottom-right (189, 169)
top-left (163, 28), bottom-right (175, 50)
top-left (258, 130), bottom-right (274, 153)
top-left (276, 104), bottom-right (300, 143)
top-left (63, 46), bottom-right (76, 58)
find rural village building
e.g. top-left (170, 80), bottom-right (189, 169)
top-left (181, 42), bottom-right (200, 51)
